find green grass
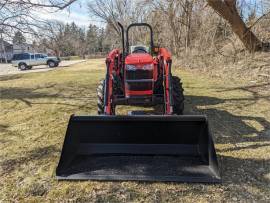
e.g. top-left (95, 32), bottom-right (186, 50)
top-left (0, 59), bottom-right (269, 202)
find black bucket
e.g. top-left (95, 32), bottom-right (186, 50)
top-left (56, 115), bottom-right (221, 183)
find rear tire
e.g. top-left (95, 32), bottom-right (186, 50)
top-left (48, 60), bottom-right (56, 68)
top-left (172, 76), bottom-right (184, 115)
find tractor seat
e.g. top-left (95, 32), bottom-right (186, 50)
top-left (131, 45), bottom-right (149, 54)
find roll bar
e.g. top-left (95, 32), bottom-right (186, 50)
top-left (126, 23), bottom-right (154, 54)
top-left (117, 22), bottom-right (125, 65)
top-left (117, 22), bottom-right (154, 55)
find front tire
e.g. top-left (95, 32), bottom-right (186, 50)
top-left (18, 63), bottom-right (28, 71)
top-left (172, 76), bottom-right (184, 115)
top-left (97, 80), bottom-right (105, 115)
top-left (97, 80), bottom-right (115, 115)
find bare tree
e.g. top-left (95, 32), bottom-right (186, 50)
top-left (207, 0), bottom-right (270, 52)
top-left (87, 0), bottom-right (149, 49)
top-left (146, 0), bottom-right (197, 55)
top-left (88, 0), bottom-right (146, 33)
top-left (40, 20), bottom-right (66, 56)
top-left (0, 0), bottom-right (76, 38)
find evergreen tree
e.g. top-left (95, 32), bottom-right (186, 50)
top-left (86, 24), bottom-right (99, 54)
top-left (13, 31), bottom-right (26, 44)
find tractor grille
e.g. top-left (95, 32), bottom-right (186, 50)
top-left (126, 69), bottom-right (153, 80)
top-left (125, 81), bottom-right (153, 91)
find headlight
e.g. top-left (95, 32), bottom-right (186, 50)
top-left (142, 64), bottom-right (154, 70)
top-left (126, 65), bottom-right (137, 71)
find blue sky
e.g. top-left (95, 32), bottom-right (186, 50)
top-left (39, 0), bottom-right (104, 28)
top-left (39, 0), bottom-right (267, 28)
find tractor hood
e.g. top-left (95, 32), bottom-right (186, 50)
top-left (125, 53), bottom-right (153, 65)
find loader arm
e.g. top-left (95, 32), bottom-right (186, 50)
top-left (104, 49), bottom-right (121, 115)
top-left (158, 48), bottom-right (174, 114)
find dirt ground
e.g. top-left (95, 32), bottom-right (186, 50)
top-left (0, 59), bottom-right (269, 202)
top-left (0, 60), bottom-right (86, 76)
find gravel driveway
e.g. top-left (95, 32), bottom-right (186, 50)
top-left (0, 60), bottom-right (86, 76)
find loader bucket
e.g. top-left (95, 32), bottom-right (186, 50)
top-left (56, 115), bottom-right (221, 183)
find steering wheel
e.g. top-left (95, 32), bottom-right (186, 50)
top-left (132, 48), bottom-right (148, 53)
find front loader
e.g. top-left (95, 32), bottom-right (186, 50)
top-left (56, 23), bottom-right (221, 183)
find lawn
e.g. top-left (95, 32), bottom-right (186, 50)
top-left (0, 59), bottom-right (269, 202)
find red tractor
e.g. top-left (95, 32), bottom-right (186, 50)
top-left (97, 23), bottom-right (184, 115)
top-left (56, 22), bottom-right (220, 183)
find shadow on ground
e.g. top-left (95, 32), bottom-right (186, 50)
top-left (0, 74), bottom-right (22, 81)
top-left (184, 94), bottom-right (270, 184)
top-left (0, 145), bottom-right (58, 176)
top-left (185, 95), bottom-right (270, 142)
top-left (0, 85), bottom-right (96, 109)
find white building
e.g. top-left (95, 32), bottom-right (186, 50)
top-left (0, 40), bottom-right (13, 62)
top-left (0, 40), bottom-right (35, 62)
top-left (13, 43), bottom-right (35, 54)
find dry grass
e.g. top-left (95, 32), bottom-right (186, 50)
top-left (0, 59), bottom-right (270, 202)
top-left (176, 51), bottom-right (270, 84)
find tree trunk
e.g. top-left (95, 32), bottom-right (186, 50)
top-left (207, 0), bottom-right (267, 52)
top-left (185, 0), bottom-right (193, 50)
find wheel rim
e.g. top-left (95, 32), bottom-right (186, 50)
top-left (49, 62), bottom-right (54, 67)
top-left (20, 64), bottom-right (26, 70)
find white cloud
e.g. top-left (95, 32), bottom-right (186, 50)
top-left (34, 0), bottom-right (104, 28)
top-left (38, 10), bottom-right (91, 27)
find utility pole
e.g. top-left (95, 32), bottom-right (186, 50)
top-left (0, 29), bottom-right (8, 63)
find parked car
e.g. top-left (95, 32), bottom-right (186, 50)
top-left (11, 53), bottom-right (61, 70)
